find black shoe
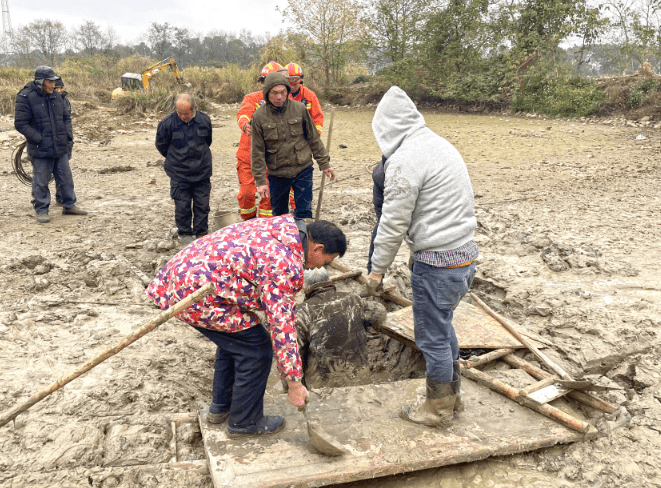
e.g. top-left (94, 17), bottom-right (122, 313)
top-left (178, 234), bottom-right (195, 245)
top-left (62, 206), bottom-right (88, 216)
top-left (207, 410), bottom-right (230, 424)
top-left (226, 416), bottom-right (285, 438)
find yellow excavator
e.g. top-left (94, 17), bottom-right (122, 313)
top-left (112, 57), bottom-right (184, 99)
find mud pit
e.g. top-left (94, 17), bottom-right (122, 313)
top-left (1, 104), bottom-right (660, 487)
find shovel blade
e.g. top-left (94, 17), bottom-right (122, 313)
top-left (307, 420), bottom-right (348, 457)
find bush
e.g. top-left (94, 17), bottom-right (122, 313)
top-left (377, 58), bottom-right (429, 98)
top-left (627, 79), bottom-right (660, 108)
top-left (511, 74), bottom-right (604, 117)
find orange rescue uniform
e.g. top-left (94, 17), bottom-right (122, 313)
top-left (236, 91), bottom-right (272, 220)
top-left (290, 86), bottom-right (324, 135)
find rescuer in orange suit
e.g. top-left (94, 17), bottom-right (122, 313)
top-left (235, 61), bottom-right (286, 220)
top-left (286, 63), bottom-right (324, 135)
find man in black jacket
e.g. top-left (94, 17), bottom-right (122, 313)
top-left (53, 77), bottom-right (72, 207)
top-left (156, 94), bottom-right (213, 245)
top-left (14, 66), bottom-right (86, 223)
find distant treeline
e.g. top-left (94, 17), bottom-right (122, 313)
top-left (4, 0), bottom-right (661, 118)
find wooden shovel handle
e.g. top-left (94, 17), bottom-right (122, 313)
top-left (0, 282), bottom-right (215, 428)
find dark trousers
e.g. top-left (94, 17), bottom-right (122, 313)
top-left (170, 178), bottom-right (211, 236)
top-left (196, 324), bottom-right (273, 428)
top-left (268, 165), bottom-right (313, 220)
top-left (32, 153), bottom-right (76, 213)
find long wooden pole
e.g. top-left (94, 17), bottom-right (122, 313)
top-left (0, 282), bottom-right (215, 428)
top-left (501, 354), bottom-right (617, 414)
top-left (315, 107), bottom-right (336, 221)
top-left (469, 292), bottom-right (570, 379)
top-left (461, 367), bottom-right (592, 433)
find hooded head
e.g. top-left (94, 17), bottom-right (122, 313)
top-left (262, 72), bottom-right (291, 109)
top-left (372, 86), bottom-right (426, 159)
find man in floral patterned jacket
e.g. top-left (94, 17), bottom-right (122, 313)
top-left (146, 215), bottom-right (346, 438)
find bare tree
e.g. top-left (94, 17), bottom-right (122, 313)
top-left (74, 20), bottom-right (107, 55)
top-left (20, 19), bottom-right (67, 66)
top-left (105, 26), bottom-right (119, 51)
top-left (147, 22), bottom-right (174, 59)
top-left (278, 0), bottom-right (366, 86)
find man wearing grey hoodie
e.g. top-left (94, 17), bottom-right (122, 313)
top-left (366, 86), bottom-right (478, 427)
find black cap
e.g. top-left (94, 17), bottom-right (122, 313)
top-left (54, 77), bottom-right (64, 87)
top-left (34, 66), bottom-right (59, 81)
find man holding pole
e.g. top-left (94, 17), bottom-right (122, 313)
top-left (251, 72), bottom-right (335, 220)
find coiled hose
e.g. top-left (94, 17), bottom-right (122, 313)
top-left (11, 140), bottom-right (53, 186)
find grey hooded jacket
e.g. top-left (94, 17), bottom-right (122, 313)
top-left (370, 86), bottom-right (477, 275)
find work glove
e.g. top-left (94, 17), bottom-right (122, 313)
top-left (365, 277), bottom-right (384, 297)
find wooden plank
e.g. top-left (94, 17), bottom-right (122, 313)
top-left (199, 377), bottom-right (593, 488)
top-left (382, 303), bottom-right (548, 350)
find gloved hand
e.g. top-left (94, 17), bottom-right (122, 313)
top-left (242, 120), bottom-right (252, 136)
top-left (365, 277), bottom-right (384, 297)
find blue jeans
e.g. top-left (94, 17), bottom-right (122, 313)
top-left (411, 261), bottom-right (476, 383)
top-left (32, 154), bottom-right (76, 213)
top-left (195, 323), bottom-right (273, 428)
top-left (268, 165), bottom-right (314, 220)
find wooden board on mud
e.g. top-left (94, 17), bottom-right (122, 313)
top-left (199, 377), bottom-right (592, 488)
top-left (381, 301), bottom-right (548, 350)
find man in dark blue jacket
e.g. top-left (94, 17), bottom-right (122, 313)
top-left (15, 66), bottom-right (87, 223)
top-left (156, 93), bottom-right (213, 245)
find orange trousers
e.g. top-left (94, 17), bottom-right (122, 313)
top-left (236, 159), bottom-right (295, 220)
top-left (237, 158), bottom-right (271, 220)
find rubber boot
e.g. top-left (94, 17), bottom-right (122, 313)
top-left (400, 375), bottom-right (458, 427)
top-left (453, 360), bottom-right (464, 413)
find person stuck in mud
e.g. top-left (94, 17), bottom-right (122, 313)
top-left (294, 268), bottom-right (387, 389)
top-left (366, 86), bottom-right (478, 427)
top-left (251, 71), bottom-right (335, 220)
top-left (146, 216), bottom-right (346, 438)
top-left (155, 93), bottom-right (213, 245)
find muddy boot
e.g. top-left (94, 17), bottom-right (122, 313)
top-left (453, 360), bottom-right (464, 413)
top-left (400, 375), bottom-right (458, 427)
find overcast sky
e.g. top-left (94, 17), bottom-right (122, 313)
top-left (11, 0), bottom-right (287, 45)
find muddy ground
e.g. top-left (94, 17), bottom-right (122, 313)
top-left (0, 100), bottom-right (660, 488)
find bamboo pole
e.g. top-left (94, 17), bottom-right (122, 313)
top-left (461, 348), bottom-right (515, 369)
top-left (501, 354), bottom-right (617, 414)
top-left (329, 269), bottom-right (363, 282)
top-left (470, 292), bottom-right (570, 379)
top-left (0, 282), bottom-right (215, 428)
top-left (315, 107), bottom-right (336, 221)
top-left (329, 261), bottom-right (413, 308)
top-left (461, 367), bottom-right (592, 433)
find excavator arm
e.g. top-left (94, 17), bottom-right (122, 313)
top-left (112, 56), bottom-right (185, 100)
top-left (141, 57), bottom-right (183, 89)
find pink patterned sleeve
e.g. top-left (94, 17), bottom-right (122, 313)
top-left (257, 261), bottom-right (304, 381)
